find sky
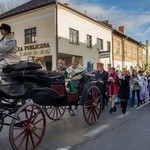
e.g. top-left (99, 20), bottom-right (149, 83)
top-left (0, 0), bottom-right (150, 43)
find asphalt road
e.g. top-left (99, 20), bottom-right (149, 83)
top-left (0, 100), bottom-right (150, 150)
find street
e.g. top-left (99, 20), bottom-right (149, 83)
top-left (0, 100), bottom-right (150, 150)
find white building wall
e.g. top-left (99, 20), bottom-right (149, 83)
top-left (57, 6), bottom-right (112, 69)
top-left (0, 6), bottom-right (57, 69)
top-left (0, 4), bottom-right (112, 70)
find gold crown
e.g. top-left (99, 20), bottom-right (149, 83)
top-left (122, 68), bottom-right (127, 72)
top-left (58, 58), bottom-right (65, 65)
top-left (72, 56), bottom-right (80, 62)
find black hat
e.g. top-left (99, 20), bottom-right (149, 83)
top-left (0, 23), bottom-right (11, 33)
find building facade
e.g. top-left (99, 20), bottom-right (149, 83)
top-left (0, 0), bottom-right (112, 70)
top-left (112, 28), bottom-right (146, 71)
top-left (0, 0), bottom-right (146, 71)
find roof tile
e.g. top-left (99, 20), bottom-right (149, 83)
top-left (0, 0), bottom-right (56, 19)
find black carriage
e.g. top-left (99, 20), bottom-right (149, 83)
top-left (0, 59), bottom-right (103, 150)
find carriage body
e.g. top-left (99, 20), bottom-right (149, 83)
top-left (0, 61), bottom-right (103, 149)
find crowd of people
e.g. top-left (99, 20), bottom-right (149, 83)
top-left (1, 23), bottom-right (149, 115)
top-left (56, 57), bottom-right (150, 115)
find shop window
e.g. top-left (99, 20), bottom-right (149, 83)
top-left (69, 28), bottom-right (79, 44)
top-left (87, 34), bottom-right (92, 48)
top-left (25, 27), bottom-right (36, 44)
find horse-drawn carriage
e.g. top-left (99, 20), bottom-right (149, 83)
top-left (0, 58), bottom-right (103, 150)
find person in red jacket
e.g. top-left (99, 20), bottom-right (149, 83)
top-left (108, 67), bottom-right (119, 113)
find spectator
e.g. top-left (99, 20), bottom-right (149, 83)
top-left (138, 70), bottom-right (149, 103)
top-left (130, 70), bottom-right (141, 107)
top-left (95, 63), bottom-right (108, 110)
top-left (117, 68), bottom-right (130, 114)
top-left (108, 67), bottom-right (119, 113)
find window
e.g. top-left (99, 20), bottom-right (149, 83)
top-left (69, 28), bottom-right (79, 44)
top-left (127, 45), bottom-right (132, 57)
top-left (25, 27), bottom-right (36, 44)
top-left (97, 38), bottom-right (103, 50)
top-left (115, 42), bottom-right (120, 54)
top-left (107, 41), bottom-right (111, 51)
top-left (87, 35), bottom-right (92, 48)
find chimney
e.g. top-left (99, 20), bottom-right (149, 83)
top-left (118, 26), bottom-right (125, 33)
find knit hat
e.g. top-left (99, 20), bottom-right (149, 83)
top-left (0, 23), bottom-right (11, 33)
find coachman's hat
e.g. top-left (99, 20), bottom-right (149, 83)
top-left (0, 23), bottom-right (11, 33)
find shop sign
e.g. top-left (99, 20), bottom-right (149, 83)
top-left (18, 43), bottom-right (51, 56)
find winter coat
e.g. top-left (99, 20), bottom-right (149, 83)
top-left (130, 76), bottom-right (141, 91)
top-left (95, 70), bottom-right (108, 93)
top-left (108, 72), bottom-right (119, 96)
top-left (117, 75), bottom-right (130, 99)
top-left (0, 33), bottom-right (20, 65)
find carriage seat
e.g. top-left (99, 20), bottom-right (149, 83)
top-left (0, 84), bottom-right (27, 99)
top-left (2, 61), bottom-right (42, 73)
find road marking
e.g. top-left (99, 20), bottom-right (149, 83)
top-left (116, 112), bottom-right (130, 119)
top-left (57, 146), bottom-right (71, 150)
top-left (83, 124), bottom-right (109, 138)
top-left (136, 101), bottom-right (150, 109)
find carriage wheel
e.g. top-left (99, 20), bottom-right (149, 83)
top-left (9, 102), bottom-right (46, 150)
top-left (43, 106), bottom-right (66, 121)
top-left (83, 86), bottom-right (102, 126)
top-left (0, 116), bottom-right (4, 132)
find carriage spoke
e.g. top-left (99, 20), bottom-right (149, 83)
top-left (31, 108), bottom-right (41, 123)
top-left (25, 132), bottom-right (29, 150)
top-left (32, 131), bottom-right (41, 140)
top-left (17, 131), bottom-right (28, 150)
top-left (92, 109), bottom-right (98, 124)
top-left (14, 129), bottom-right (26, 141)
top-left (29, 132), bottom-right (35, 148)
top-left (33, 117), bottom-right (44, 125)
top-left (24, 109), bottom-right (29, 125)
top-left (44, 106), bottom-right (66, 121)
top-left (55, 107), bottom-right (59, 119)
top-left (48, 106), bottom-right (55, 117)
top-left (28, 106), bottom-right (34, 122)
top-left (93, 107), bottom-right (100, 118)
top-left (52, 107), bottom-right (56, 119)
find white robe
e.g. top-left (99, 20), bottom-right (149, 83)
top-left (138, 75), bottom-right (149, 100)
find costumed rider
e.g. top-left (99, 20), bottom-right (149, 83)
top-left (0, 23), bottom-right (20, 73)
top-left (56, 58), bottom-right (66, 72)
top-left (65, 56), bottom-right (85, 92)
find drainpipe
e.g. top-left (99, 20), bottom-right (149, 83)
top-left (55, 0), bottom-right (59, 67)
top-left (137, 42), bottom-right (143, 67)
top-left (122, 36), bottom-right (128, 68)
top-left (112, 29), bottom-right (114, 67)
